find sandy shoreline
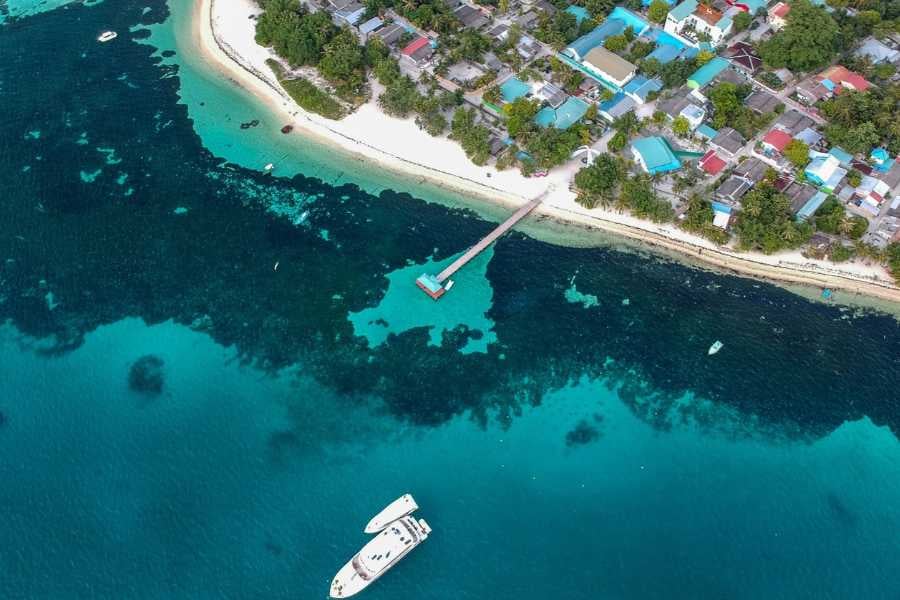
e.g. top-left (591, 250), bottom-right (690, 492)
top-left (194, 0), bottom-right (900, 305)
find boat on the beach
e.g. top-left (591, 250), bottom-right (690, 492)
top-left (97, 31), bottom-right (118, 43)
top-left (281, 124), bottom-right (293, 134)
top-left (330, 495), bottom-right (431, 598)
top-left (708, 340), bottom-right (723, 356)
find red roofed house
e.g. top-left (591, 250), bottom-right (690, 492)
top-left (762, 128), bottom-right (793, 154)
top-left (768, 2), bottom-right (790, 30)
top-left (699, 150), bottom-right (727, 175)
top-left (818, 65), bottom-right (871, 94)
top-left (401, 36), bottom-right (434, 67)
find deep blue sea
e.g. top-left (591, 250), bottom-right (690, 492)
top-left (2, 1), bottom-right (900, 598)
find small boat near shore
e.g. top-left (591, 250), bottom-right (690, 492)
top-left (264, 163), bottom-right (274, 172)
top-left (708, 340), bottom-right (723, 356)
top-left (330, 494), bottom-right (431, 598)
top-left (97, 31), bottom-right (117, 43)
top-left (281, 124), bottom-right (293, 134)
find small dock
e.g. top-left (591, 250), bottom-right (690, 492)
top-left (416, 195), bottom-right (543, 299)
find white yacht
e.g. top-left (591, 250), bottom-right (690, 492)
top-left (708, 340), bottom-right (724, 356)
top-left (365, 493), bottom-right (418, 534)
top-left (330, 495), bottom-right (431, 598)
top-left (97, 31), bottom-right (117, 43)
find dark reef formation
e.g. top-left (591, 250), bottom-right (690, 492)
top-left (566, 419), bottom-right (601, 447)
top-left (128, 355), bottom-right (165, 396)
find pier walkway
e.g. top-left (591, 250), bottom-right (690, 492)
top-left (416, 193), bottom-right (545, 299)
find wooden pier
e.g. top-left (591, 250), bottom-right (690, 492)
top-left (416, 195), bottom-right (543, 299)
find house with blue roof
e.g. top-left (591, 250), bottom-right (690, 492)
top-left (623, 75), bottom-right (663, 104)
top-left (565, 7), bottom-right (651, 59)
top-left (598, 92), bottom-right (637, 121)
top-left (827, 147), bottom-right (853, 167)
top-left (805, 154), bottom-right (847, 191)
top-left (665, 0), bottom-right (734, 47)
top-left (564, 5), bottom-right (589, 24)
top-left (534, 97), bottom-right (589, 130)
top-left (631, 137), bottom-right (682, 174)
top-left (565, 19), bottom-right (628, 61)
top-left (687, 57), bottom-right (729, 89)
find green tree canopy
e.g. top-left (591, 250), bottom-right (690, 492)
top-left (574, 154), bottom-right (625, 208)
top-left (504, 98), bottom-right (541, 138)
top-left (733, 11), bottom-right (752, 32)
top-left (647, 0), bottom-right (669, 23)
top-left (734, 182), bottom-right (812, 253)
top-left (783, 139), bottom-right (810, 169)
top-left (672, 115), bottom-right (691, 137)
top-left (759, 0), bottom-right (840, 72)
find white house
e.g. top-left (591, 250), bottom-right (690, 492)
top-left (665, 0), bottom-right (734, 47)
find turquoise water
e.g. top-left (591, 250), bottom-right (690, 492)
top-left (2, 0), bottom-right (900, 598)
top-left (3, 320), bottom-right (899, 598)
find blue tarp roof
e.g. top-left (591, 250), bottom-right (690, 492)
top-left (500, 77), bottom-right (530, 103)
top-left (358, 17), bottom-right (383, 35)
top-left (623, 75), bottom-right (662, 101)
top-left (696, 124), bottom-right (718, 139)
top-left (828, 146), bottom-right (853, 166)
top-left (534, 97), bottom-right (589, 129)
top-left (565, 5), bottom-right (589, 24)
top-left (668, 0), bottom-right (698, 21)
top-left (688, 57), bottom-right (729, 89)
top-left (607, 6), bottom-right (650, 34)
top-left (632, 136), bottom-right (682, 174)
top-left (647, 43), bottom-right (683, 64)
top-left (566, 19), bottom-right (627, 60)
top-left (797, 191), bottom-right (829, 221)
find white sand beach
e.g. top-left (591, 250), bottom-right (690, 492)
top-left (196, 0), bottom-right (900, 304)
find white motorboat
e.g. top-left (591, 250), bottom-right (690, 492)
top-left (330, 495), bottom-right (431, 598)
top-left (264, 163), bottom-right (275, 171)
top-left (444, 280), bottom-right (455, 291)
top-left (708, 340), bottom-right (724, 356)
top-left (365, 493), bottom-right (418, 534)
top-left (97, 31), bottom-right (118, 43)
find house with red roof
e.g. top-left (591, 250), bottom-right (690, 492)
top-left (818, 65), bottom-right (872, 94)
top-left (768, 2), bottom-right (790, 31)
top-left (762, 128), bottom-right (792, 154)
top-left (699, 150), bottom-right (727, 175)
top-left (401, 37), bottom-right (434, 67)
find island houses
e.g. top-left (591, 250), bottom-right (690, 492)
top-left (664, 0), bottom-right (734, 47)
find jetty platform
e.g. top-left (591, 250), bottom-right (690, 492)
top-left (416, 195), bottom-right (543, 299)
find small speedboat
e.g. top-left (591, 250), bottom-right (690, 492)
top-left (708, 340), bottom-right (723, 356)
top-left (444, 280), bottom-right (455, 291)
top-left (97, 31), bottom-right (118, 43)
top-left (281, 124), bottom-right (294, 134)
top-left (264, 163), bottom-right (274, 171)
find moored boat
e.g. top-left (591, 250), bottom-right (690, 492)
top-left (97, 31), bottom-right (118, 43)
top-left (708, 340), bottom-right (723, 356)
top-left (364, 493), bottom-right (418, 533)
top-left (330, 495), bottom-right (431, 598)
top-left (281, 124), bottom-right (293, 134)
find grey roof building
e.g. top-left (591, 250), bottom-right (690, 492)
top-left (773, 110), bottom-right (815, 136)
top-left (710, 127), bottom-right (746, 156)
top-left (716, 175), bottom-right (753, 203)
top-left (734, 157), bottom-right (770, 183)
top-left (454, 4), bottom-right (489, 29)
top-left (744, 90), bottom-right (782, 115)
